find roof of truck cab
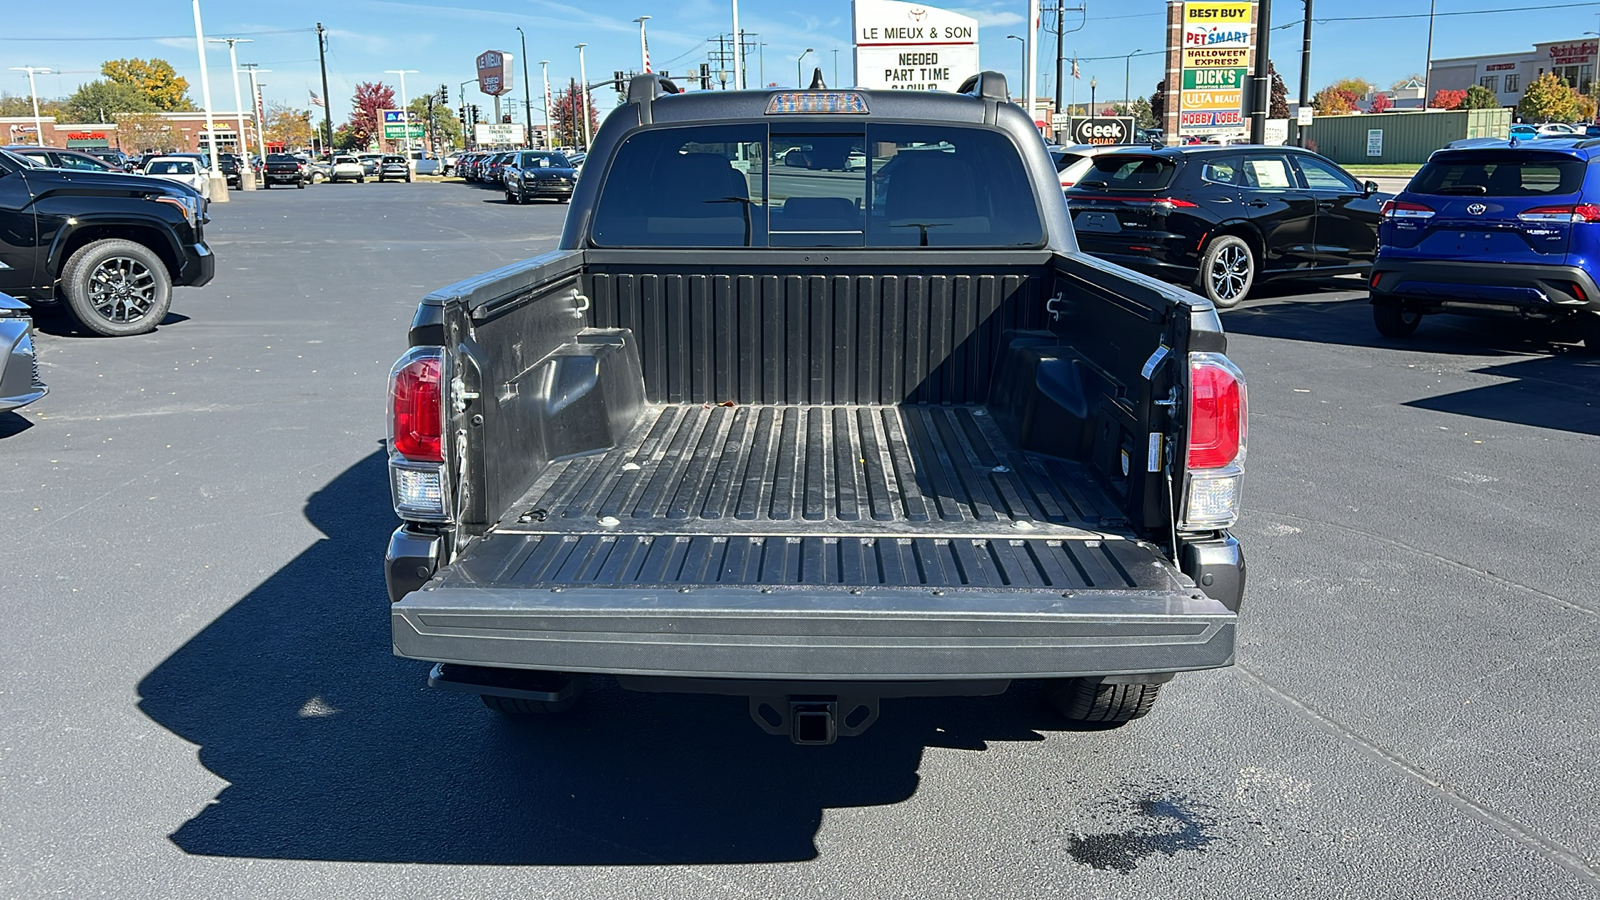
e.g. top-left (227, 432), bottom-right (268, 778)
top-left (635, 86), bottom-right (995, 126)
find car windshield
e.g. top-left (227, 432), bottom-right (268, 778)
top-left (334, 156), bottom-right (356, 164)
top-left (1411, 151), bottom-right (1586, 197)
top-left (150, 161), bottom-right (195, 174)
top-left (1075, 154), bottom-right (1178, 191)
top-left (518, 151), bottom-right (572, 168)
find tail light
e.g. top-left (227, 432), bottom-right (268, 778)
top-left (1381, 199), bottom-right (1435, 219)
top-left (1115, 196), bottom-right (1199, 209)
top-left (1517, 204), bottom-right (1600, 223)
top-left (1181, 352), bottom-right (1247, 530)
top-left (389, 347), bottom-right (451, 522)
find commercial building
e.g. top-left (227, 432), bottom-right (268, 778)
top-left (1429, 38), bottom-right (1596, 110)
top-left (2, 111), bottom-right (257, 154)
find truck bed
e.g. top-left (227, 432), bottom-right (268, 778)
top-left (392, 400), bottom-right (1235, 681)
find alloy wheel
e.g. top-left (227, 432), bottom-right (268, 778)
top-left (1209, 245), bottom-right (1251, 303)
top-left (87, 256), bottom-right (158, 324)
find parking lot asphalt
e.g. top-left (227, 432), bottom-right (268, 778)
top-left (2, 183), bottom-right (1597, 899)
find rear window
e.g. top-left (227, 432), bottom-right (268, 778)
top-left (590, 123), bottom-right (1043, 249)
top-left (1051, 150), bottom-right (1085, 172)
top-left (1411, 152), bottom-right (1587, 197)
top-left (1078, 154), bottom-right (1177, 191)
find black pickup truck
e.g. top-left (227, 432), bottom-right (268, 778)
top-left (0, 149), bottom-right (213, 336)
top-left (262, 154), bottom-right (308, 188)
top-left (385, 74), bottom-right (1248, 743)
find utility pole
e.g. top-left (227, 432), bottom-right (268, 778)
top-left (540, 61), bottom-right (552, 149)
top-left (731, 0), bottom-right (745, 89)
top-left (316, 24), bottom-right (334, 154)
top-left (576, 43), bottom-right (592, 151)
top-left (1025, 0), bottom-right (1040, 128)
top-left (190, 0), bottom-right (228, 203)
top-left (798, 48), bottom-right (813, 88)
top-left (1422, 0), bottom-right (1437, 107)
top-left (1299, 0), bottom-right (1313, 145)
top-left (832, 49), bottom-right (838, 87)
top-left (209, 37), bottom-right (255, 188)
top-left (517, 27), bottom-right (533, 145)
top-left (1248, 0), bottom-right (1272, 144)
top-left (8, 67), bottom-right (50, 147)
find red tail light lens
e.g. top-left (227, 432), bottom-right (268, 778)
top-left (1187, 353), bottom-right (1247, 470)
top-left (1116, 196), bottom-right (1199, 208)
top-left (1517, 204), bottom-right (1600, 223)
top-left (1380, 199), bottom-right (1435, 219)
top-left (391, 349), bottom-right (443, 462)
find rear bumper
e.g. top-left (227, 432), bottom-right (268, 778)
top-left (263, 171), bottom-right (303, 183)
top-left (1372, 258), bottom-right (1600, 315)
top-left (391, 582), bottom-right (1237, 681)
top-left (0, 316), bottom-right (46, 413)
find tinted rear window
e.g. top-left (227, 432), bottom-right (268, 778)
top-left (1078, 154), bottom-right (1177, 191)
top-left (1051, 151), bottom-right (1084, 172)
top-left (591, 123), bottom-right (1043, 249)
top-left (1412, 152), bottom-right (1587, 197)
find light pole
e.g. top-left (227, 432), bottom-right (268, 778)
top-left (575, 44), bottom-right (592, 151)
top-left (209, 37), bottom-right (254, 189)
top-left (540, 61), bottom-right (553, 149)
top-left (1123, 49), bottom-right (1141, 114)
top-left (759, 43), bottom-right (767, 88)
top-left (731, 0), bottom-right (745, 89)
top-left (1025, 0), bottom-right (1040, 126)
top-left (1090, 76), bottom-right (1097, 117)
top-left (8, 67), bottom-right (50, 147)
top-left (190, 0), bottom-right (228, 203)
top-left (1006, 36), bottom-right (1024, 99)
top-left (832, 49), bottom-right (839, 87)
top-left (241, 64), bottom-right (269, 168)
top-left (798, 48), bottom-right (813, 88)
top-left (385, 69), bottom-right (418, 157)
top-left (634, 17), bottom-right (652, 73)
top-left (516, 27), bottom-right (534, 146)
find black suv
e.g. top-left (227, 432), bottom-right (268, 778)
top-left (0, 149), bottom-right (214, 336)
top-left (1066, 145), bottom-right (1388, 307)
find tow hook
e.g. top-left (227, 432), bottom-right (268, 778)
top-left (748, 695), bottom-right (880, 744)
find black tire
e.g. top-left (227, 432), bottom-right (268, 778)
top-left (296, 179), bottom-right (305, 189)
top-left (1046, 677), bottom-right (1163, 728)
top-left (480, 693), bottom-right (581, 715)
top-left (1373, 296), bottom-right (1422, 338)
top-left (357, 176), bottom-right (365, 183)
top-left (1194, 234), bottom-right (1255, 309)
top-left (60, 239), bottom-right (173, 337)
top-left (262, 181), bottom-right (271, 189)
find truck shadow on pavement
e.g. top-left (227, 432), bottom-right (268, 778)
top-left (136, 451), bottom-right (1060, 865)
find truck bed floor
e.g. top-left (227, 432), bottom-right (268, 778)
top-left (449, 404), bottom-right (1167, 592)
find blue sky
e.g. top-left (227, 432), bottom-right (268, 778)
top-left (4, 0), bottom-right (1599, 122)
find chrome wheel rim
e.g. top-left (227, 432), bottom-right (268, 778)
top-left (87, 256), bottom-right (157, 324)
top-left (1209, 244), bottom-right (1250, 301)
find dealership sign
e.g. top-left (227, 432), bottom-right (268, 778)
top-left (852, 0), bottom-right (979, 92)
top-left (477, 50), bottom-right (514, 96)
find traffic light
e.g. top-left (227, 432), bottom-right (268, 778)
top-left (501, 113), bottom-right (511, 124)
top-left (699, 63), bottom-right (711, 90)
top-left (436, 85), bottom-right (449, 105)
top-left (614, 70), bottom-right (626, 93)
top-left (457, 106), bottom-right (466, 123)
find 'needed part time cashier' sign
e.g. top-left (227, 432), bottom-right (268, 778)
top-left (853, 0), bottom-right (980, 92)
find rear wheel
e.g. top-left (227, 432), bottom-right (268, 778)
top-left (262, 181), bottom-right (271, 189)
top-left (1195, 235), bottom-right (1254, 308)
top-left (1046, 677), bottom-right (1163, 728)
top-left (1373, 296), bottom-right (1422, 338)
top-left (296, 179), bottom-right (305, 189)
top-left (60, 239), bottom-right (173, 337)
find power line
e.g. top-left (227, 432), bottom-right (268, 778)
top-left (1313, 0), bottom-right (1599, 23)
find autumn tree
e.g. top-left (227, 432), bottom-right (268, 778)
top-left (550, 79), bottom-right (600, 147)
top-left (344, 81), bottom-right (397, 149)
top-left (117, 112), bottom-right (182, 153)
top-left (1329, 77), bottom-right (1376, 99)
top-left (1581, 93), bottom-right (1599, 123)
top-left (264, 103), bottom-right (313, 147)
top-left (1268, 61), bottom-right (1290, 119)
top-left (1461, 84), bottom-right (1500, 110)
top-left (1518, 72), bottom-right (1581, 123)
top-left (101, 58), bottom-right (194, 111)
top-left (65, 80), bottom-right (154, 122)
top-left (1370, 92), bottom-right (1393, 113)
top-left (1431, 89), bottom-right (1466, 110)
top-left (1313, 86), bottom-right (1358, 115)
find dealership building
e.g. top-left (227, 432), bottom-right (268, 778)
top-left (1428, 38), bottom-right (1596, 109)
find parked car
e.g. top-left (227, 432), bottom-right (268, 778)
top-left (357, 152), bottom-right (383, 177)
top-left (218, 153), bottom-right (243, 187)
top-left (1049, 143), bottom-right (1143, 190)
top-left (0, 292), bottom-right (46, 413)
top-left (1369, 141), bottom-right (1600, 348)
top-left (84, 148), bottom-right (137, 171)
top-left (442, 152), bottom-right (462, 175)
top-left (328, 154), bottom-right (365, 183)
top-left (261, 153), bottom-right (308, 188)
top-left (0, 148), bottom-right (213, 336)
top-left (4, 146), bottom-right (124, 173)
top-left (142, 156), bottom-right (210, 199)
top-left (303, 159), bottom-right (332, 183)
top-left (378, 155), bottom-right (412, 183)
top-left (1066, 145), bottom-right (1387, 307)
top-left (503, 150), bottom-right (578, 203)
top-left (384, 72), bottom-right (1248, 741)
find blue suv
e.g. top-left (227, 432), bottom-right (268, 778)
top-left (1370, 140), bottom-right (1600, 349)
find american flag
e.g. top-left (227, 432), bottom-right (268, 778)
top-left (309, 89), bottom-right (325, 107)
top-left (1072, 58), bottom-right (1080, 79)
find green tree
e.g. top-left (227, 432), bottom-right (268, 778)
top-left (1110, 97), bottom-right (1156, 129)
top-left (1, 92), bottom-right (68, 118)
top-left (64, 79), bottom-right (155, 122)
top-left (1518, 72), bottom-right (1582, 123)
top-left (1461, 84), bottom-right (1501, 110)
top-left (408, 96), bottom-right (463, 150)
top-left (116, 112), bottom-right (182, 153)
top-left (101, 58), bottom-right (195, 111)
top-left (1329, 77), bottom-right (1376, 100)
